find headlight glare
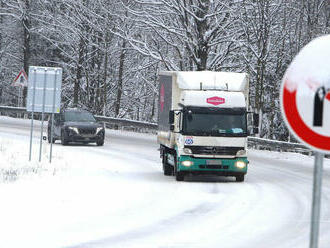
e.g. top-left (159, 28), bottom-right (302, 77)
top-left (96, 127), bottom-right (104, 133)
top-left (68, 127), bottom-right (79, 134)
top-left (183, 148), bottom-right (192, 154)
top-left (181, 160), bottom-right (193, 167)
top-left (236, 150), bottom-right (246, 156)
top-left (235, 160), bottom-right (246, 169)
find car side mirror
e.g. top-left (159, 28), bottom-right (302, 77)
top-left (253, 127), bottom-right (259, 134)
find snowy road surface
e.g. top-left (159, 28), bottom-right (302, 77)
top-left (1, 116), bottom-right (330, 248)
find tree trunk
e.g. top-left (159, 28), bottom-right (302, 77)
top-left (115, 39), bottom-right (126, 117)
top-left (195, 0), bottom-right (209, 71)
top-left (74, 37), bottom-right (85, 106)
top-left (22, 0), bottom-right (30, 107)
top-left (103, 48), bottom-right (108, 116)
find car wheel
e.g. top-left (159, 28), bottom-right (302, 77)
top-left (48, 129), bottom-right (55, 144)
top-left (96, 140), bottom-right (104, 146)
top-left (61, 131), bottom-right (68, 146)
top-left (236, 175), bottom-right (245, 182)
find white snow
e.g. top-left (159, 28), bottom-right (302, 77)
top-left (160, 71), bottom-right (248, 93)
top-left (1, 116), bottom-right (330, 248)
top-left (283, 34), bottom-right (330, 92)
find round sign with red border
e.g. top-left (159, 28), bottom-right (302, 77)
top-left (280, 35), bottom-right (330, 153)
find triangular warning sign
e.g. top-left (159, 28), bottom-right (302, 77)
top-left (13, 69), bottom-right (28, 87)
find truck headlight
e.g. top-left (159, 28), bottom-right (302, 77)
top-left (96, 127), bottom-right (104, 134)
top-left (68, 127), bottom-right (79, 134)
top-left (235, 160), bottom-right (246, 169)
top-left (183, 148), bottom-right (192, 154)
top-left (181, 160), bottom-right (193, 167)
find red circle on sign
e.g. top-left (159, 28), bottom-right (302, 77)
top-left (281, 81), bottom-right (330, 152)
top-left (326, 92), bottom-right (330, 101)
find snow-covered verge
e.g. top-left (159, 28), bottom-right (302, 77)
top-left (0, 133), bottom-right (68, 182)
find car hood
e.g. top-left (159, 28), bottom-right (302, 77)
top-left (64, 122), bottom-right (103, 128)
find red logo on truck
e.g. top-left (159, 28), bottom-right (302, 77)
top-left (207, 96), bottom-right (225, 106)
top-left (160, 84), bottom-right (165, 112)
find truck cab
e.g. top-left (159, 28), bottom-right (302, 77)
top-left (158, 71), bottom-right (257, 182)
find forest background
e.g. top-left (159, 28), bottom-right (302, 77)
top-left (0, 0), bottom-right (329, 140)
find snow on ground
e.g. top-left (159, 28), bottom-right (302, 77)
top-left (1, 116), bottom-right (330, 248)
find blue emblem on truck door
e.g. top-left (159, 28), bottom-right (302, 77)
top-left (185, 137), bottom-right (194, 145)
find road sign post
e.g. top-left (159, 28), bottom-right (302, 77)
top-left (280, 35), bottom-right (330, 248)
top-left (50, 70), bottom-right (59, 163)
top-left (310, 152), bottom-right (324, 248)
top-left (27, 66), bottom-right (62, 163)
top-left (29, 69), bottom-right (37, 162)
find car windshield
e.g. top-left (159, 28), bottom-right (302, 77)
top-left (64, 111), bottom-right (96, 122)
top-left (183, 112), bottom-right (247, 137)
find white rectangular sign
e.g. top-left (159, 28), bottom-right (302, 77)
top-left (26, 66), bottom-right (62, 113)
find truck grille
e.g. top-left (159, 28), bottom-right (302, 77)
top-left (79, 128), bottom-right (96, 135)
top-left (185, 146), bottom-right (243, 156)
top-left (199, 165), bottom-right (229, 169)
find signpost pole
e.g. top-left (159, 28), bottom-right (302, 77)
top-left (49, 70), bottom-right (57, 163)
top-left (29, 69), bottom-right (37, 161)
top-left (309, 152), bottom-right (324, 248)
top-left (39, 69), bottom-right (47, 162)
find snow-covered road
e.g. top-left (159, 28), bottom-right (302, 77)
top-left (1, 116), bottom-right (330, 248)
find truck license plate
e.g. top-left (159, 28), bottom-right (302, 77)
top-left (206, 160), bottom-right (221, 165)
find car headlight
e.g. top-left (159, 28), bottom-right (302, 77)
top-left (183, 148), bottom-right (192, 154)
top-left (235, 160), bottom-right (246, 169)
top-left (68, 127), bottom-right (79, 134)
top-left (96, 127), bottom-right (104, 134)
top-left (181, 160), bottom-right (193, 167)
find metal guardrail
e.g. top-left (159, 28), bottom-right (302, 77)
top-left (0, 105), bottom-right (26, 113)
top-left (0, 105), bottom-right (311, 154)
top-left (0, 105), bottom-right (158, 130)
top-left (248, 136), bottom-right (312, 155)
top-left (95, 115), bottom-right (157, 130)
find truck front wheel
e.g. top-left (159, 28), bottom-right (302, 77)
top-left (236, 175), bottom-right (245, 182)
top-left (174, 155), bottom-right (184, 181)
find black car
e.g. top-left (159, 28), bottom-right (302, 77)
top-left (48, 108), bottom-right (105, 146)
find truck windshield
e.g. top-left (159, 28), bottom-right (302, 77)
top-left (183, 112), bottom-right (247, 137)
top-left (64, 112), bottom-right (96, 122)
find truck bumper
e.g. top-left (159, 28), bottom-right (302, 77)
top-left (177, 155), bottom-right (248, 176)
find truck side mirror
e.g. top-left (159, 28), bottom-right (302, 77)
top-left (170, 124), bottom-right (175, 131)
top-left (249, 127), bottom-right (259, 135)
top-left (169, 110), bottom-right (174, 124)
top-left (253, 127), bottom-right (259, 134)
top-left (253, 113), bottom-right (259, 127)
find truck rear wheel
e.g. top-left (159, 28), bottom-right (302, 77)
top-left (162, 153), bottom-right (173, 176)
top-left (236, 175), bottom-right (245, 182)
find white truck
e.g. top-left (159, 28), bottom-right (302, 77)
top-left (157, 71), bottom-right (258, 182)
